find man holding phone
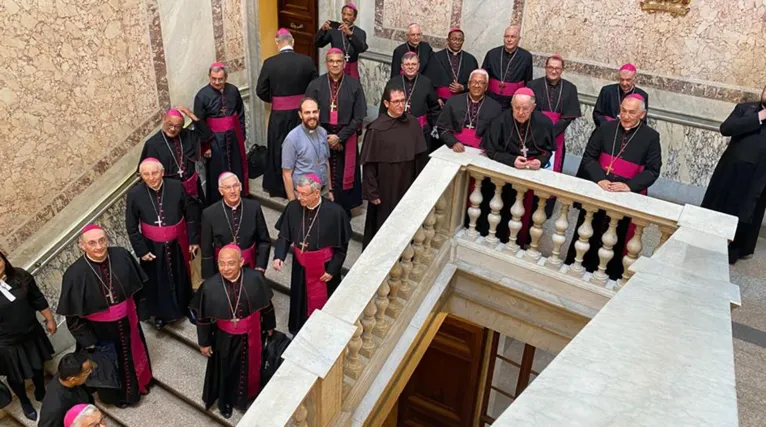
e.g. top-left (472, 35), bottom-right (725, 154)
top-left (315, 3), bottom-right (368, 79)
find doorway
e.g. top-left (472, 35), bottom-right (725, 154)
top-left (277, 0), bottom-right (319, 67)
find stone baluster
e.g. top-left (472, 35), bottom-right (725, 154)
top-left (546, 200), bottom-right (571, 269)
top-left (372, 281), bottom-right (391, 337)
top-left (505, 184), bottom-right (528, 253)
top-left (432, 193), bottom-right (448, 248)
top-left (617, 219), bottom-right (647, 290)
top-left (422, 209), bottom-right (437, 264)
top-left (398, 244), bottom-right (415, 300)
top-left (344, 320), bottom-right (363, 379)
top-left (386, 263), bottom-right (404, 317)
top-left (465, 173), bottom-right (484, 238)
top-left (411, 227), bottom-right (427, 281)
top-left (591, 211), bottom-right (624, 285)
top-left (359, 299), bottom-right (378, 358)
top-left (293, 402), bottom-right (308, 427)
top-left (525, 191), bottom-right (550, 260)
top-left (486, 179), bottom-right (505, 244)
top-left (653, 226), bottom-right (674, 254)
top-left (568, 204), bottom-right (596, 278)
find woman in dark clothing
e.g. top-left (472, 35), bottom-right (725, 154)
top-left (0, 251), bottom-right (56, 421)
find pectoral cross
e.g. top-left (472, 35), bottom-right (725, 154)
top-left (178, 168), bottom-right (184, 178)
top-left (344, 54), bottom-right (351, 62)
top-left (520, 146), bottom-right (529, 158)
top-left (232, 318), bottom-right (239, 329)
top-left (405, 102), bottom-right (411, 112)
top-left (466, 123), bottom-right (475, 129)
top-left (154, 216), bottom-right (164, 227)
top-left (605, 165), bottom-right (614, 175)
top-left (330, 102), bottom-right (337, 112)
top-left (299, 241), bottom-right (309, 253)
top-left (499, 82), bottom-right (506, 89)
top-left (220, 106), bottom-right (228, 115)
top-left (106, 289), bottom-right (115, 305)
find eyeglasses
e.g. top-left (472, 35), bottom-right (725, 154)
top-left (86, 416), bottom-right (107, 427)
top-left (388, 99), bottom-right (406, 105)
top-left (165, 123), bottom-right (183, 130)
top-left (295, 190), bottom-right (318, 200)
top-left (84, 238), bottom-right (108, 248)
top-left (545, 66), bottom-right (563, 72)
top-left (219, 184), bottom-right (241, 191)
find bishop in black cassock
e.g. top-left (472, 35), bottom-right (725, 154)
top-left (315, 3), bottom-right (368, 79)
top-left (140, 107), bottom-right (211, 216)
top-left (379, 52), bottom-right (440, 151)
top-left (58, 225), bottom-right (152, 407)
top-left (702, 90), bottom-right (766, 264)
top-left (127, 159), bottom-right (198, 327)
top-left (257, 29), bottom-right (319, 198)
top-left (424, 28), bottom-right (479, 102)
top-left (481, 89), bottom-right (555, 245)
top-left (566, 94), bottom-right (662, 280)
top-left (201, 172), bottom-right (271, 279)
top-left (527, 55), bottom-right (582, 174)
top-left (362, 87), bottom-right (429, 247)
top-left (482, 26), bottom-right (533, 110)
top-left (190, 245), bottom-right (275, 418)
top-left (194, 62), bottom-right (248, 203)
top-left (391, 24), bottom-right (432, 77)
top-left (593, 63), bottom-right (649, 127)
top-left (305, 48), bottom-right (367, 215)
top-left (273, 175), bottom-right (351, 334)
top-left (436, 69), bottom-right (502, 152)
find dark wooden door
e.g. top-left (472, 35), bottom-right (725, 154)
top-left (277, 0), bottom-right (318, 67)
top-left (398, 316), bottom-right (488, 427)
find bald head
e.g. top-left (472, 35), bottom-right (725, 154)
top-left (217, 245), bottom-right (244, 281)
top-left (407, 23), bottom-right (422, 46)
top-left (503, 26), bottom-right (520, 51)
top-left (79, 228), bottom-right (108, 262)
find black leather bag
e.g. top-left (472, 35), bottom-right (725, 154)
top-left (85, 343), bottom-right (122, 389)
top-left (247, 144), bottom-right (268, 179)
top-left (0, 381), bottom-right (11, 409)
top-left (261, 331), bottom-right (291, 387)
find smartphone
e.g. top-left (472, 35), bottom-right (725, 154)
top-left (329, 21), bottom-right (341, 30)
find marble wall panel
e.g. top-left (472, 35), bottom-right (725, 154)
top-left (158, 0), bottom-right (217, 106)
top-left (521, 0), bottom-right (766, 91)
top-left (0, 0), bottom-right (160, 253)
top-left (223, 0), bottom-right (246, 67)
top-left (358, 58), bottom-right (391, 107)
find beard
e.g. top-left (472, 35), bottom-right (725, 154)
top-left (303, 118), bottom-right (318, 130)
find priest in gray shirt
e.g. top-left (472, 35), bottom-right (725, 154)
top-left (282, 97), bottom-right (334, 201)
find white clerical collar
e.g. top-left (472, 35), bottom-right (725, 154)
top-left (279, 45), bottom-right (294, 52)
top-left (448, 48), bottom-right (461, 55)
top-left (86, 253), bottom-right (108, 264)
top-left (621, 122), bottom-right (641, 132)
top-left (224, 199), bottom-right (242, 210)
top-left (225, 272), bottom-right (242, 283)
top-left (307, 197), bottom-right (322, 211)
top-left (148, 181), bottom-right (163, 192)
top-left (302, 124), bottom-right (317, 134)
top-left (387, 112), bottom-right (402, 119)
top-left (0, 279), bottom-right (15, 302)
top-left (469, 94), bottom-right (484, 103)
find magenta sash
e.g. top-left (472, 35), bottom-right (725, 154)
top-left (329, 111), bottom-right (358, 191)
top-left (416, 114), bottom-right (427, 129)
top-left (206, 116), bottom-right (249, 194)
top-left (141, 218), bottom-right (191, 277)
top-left (455, 127), bottom-right (481, 148)
top-left (435, 86), bottom-right (453, 100)
top-left (605, 116), bottom-right (616, 122)
top-left (292, 247), bottom-right (334, 317)
top-left (218, 311), bottom-right (262, 399)
top-left (488, 78), bottom-right (525, 97)
top-left (182, 172), bottom-right (200, 198)
top-left (85, 298), bottom-right (152, 394)
top-left (215, 243), bottom-right (257, 269)
top-left (542, 111), bottom-right (565, 173)
top-left (599, 153), bottom-right (647, 255)
top-left (344, 62), bottom-right (359, 80)
top-left (272, 95), bottom-right (303, 111)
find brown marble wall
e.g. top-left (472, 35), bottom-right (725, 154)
top-left (1, 0), bottom-right (249, 254)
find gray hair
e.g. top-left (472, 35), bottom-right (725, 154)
top-left (209, 64), bottom-right (228, 77)
top-left (295, 175), bottom-right (322, 192)
top-left (218, 172), bottom-right (241, 187)
top-left (71, 405), bottom-right (101, 427)
top-left (469, 69), bottom-right (489, 82)
top-left (276, 33), bottom-right (294, 45)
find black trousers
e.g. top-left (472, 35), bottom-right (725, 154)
top-left (7, 369), bottom-right (45, 403)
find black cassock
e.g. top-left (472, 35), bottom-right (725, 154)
top-left (481, 47), bottom-right (533, 110)
top-left (194, 83), bottom-right (248, 203)
top-left (424, 49), bottom-right (479, 101)
top-left (436, 93), bottom-right (502, 149)
top-left (702, 102), bottom-right (766, 262)
top-left (480, 111), bottom-right (555, 244)
top-left (190, 269), bottom-right (275, 411)
top-left (274, 199), bottom-right (351, 335)
top-left (527, 77), bottom-right (582, 173)
top-left (0, 269), bottom-right (53, 390)
top-left (57, 247), bottom-right (152, 405)
top-left (256, 48), bottom-right (318, 198)
top-left (379, 74), bottom-right (441, 152)
top-left (592, 84), bottom-right (649, 127)
top-left (201, 199), bottom-right (272, 279)
top-left (305, 73), bottom-right (366, 215)
top-left (391, 42), bottom-right (433, 78)
top-left (38, 376), bottom-right (93, 427)
top-left (314, 26), bottom-right (368, 78)
top-left (565, 121), bottom-right (662, 280)
top-left (126, 180), bottom-right (198, 321)
top-left (139, 118), bottom-right (212, 215)
top-left (361, 114), bottom-right (429, 248)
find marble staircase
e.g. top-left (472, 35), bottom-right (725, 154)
top-left (0, 179), bottom-right (367, 427)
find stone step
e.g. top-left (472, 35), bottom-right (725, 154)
top-left (0, 416), bottom-right (23, 426)
top-left (248, 175), bottom-right (367, 242)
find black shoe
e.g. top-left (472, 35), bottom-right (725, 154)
top-left (21, 401), bottom-right (37, 421)
top-left (34, 387), bottom-right (46, 402)
top-left (116, 402), bottom-right (129, 409)
top-left (220, 405), bottom-right (233, 419)
top-left (154, 319), bottom-right (166, 330)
